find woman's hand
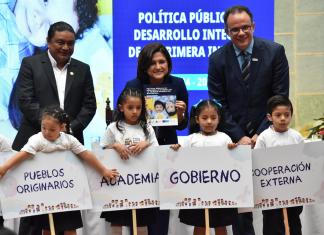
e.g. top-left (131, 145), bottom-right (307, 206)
top-left (102, 168), bottom-right (119, 180)
top-left (170, 144), bottom-right (181, 151)
top-left (175, 100), bottom-right (186, 122)
top-left (128, 141), bottom-right (150, 155)
top-left (238, 136), bottom-right (252, 145)
top-left (113, 143), bottom-right (132, 160)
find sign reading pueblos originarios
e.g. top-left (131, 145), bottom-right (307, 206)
top-left (88, 145), bottom-right (160, 212)
top-left (0, 151), bottom-right (92, 219)
top-left (159, 145), bottom-right (253, 210)
top-left (252, 141), bottom-right (324, 210)
top-left (0, 151), bottom-right (17, 216)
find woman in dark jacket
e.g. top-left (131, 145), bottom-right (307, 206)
top-left (125, 42), bottom-right (188, 235)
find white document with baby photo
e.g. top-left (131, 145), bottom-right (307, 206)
top-left (144, 84), bottom-right (178, 126)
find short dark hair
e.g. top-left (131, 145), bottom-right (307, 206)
top-left (41, 106), bottom-right (71, 134)
top-left (137, 42), bottom-right (172, 82)
top-left (267, 95), bottom-right (293, 115)
top-left (47, 21), bottom-right (76, 42)
top-left (223, 5), bottom-right (253, 30)
top-left (154, 100), bottom-right (165, 109)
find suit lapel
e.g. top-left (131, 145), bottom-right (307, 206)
top-left (65, 59), bottom-right (76, 99)
top-left (227, 44), bottom-right (245, 87)
top-left (41, 53), bottom-right (59, 101)
top-left (249, 37), bottom-right (263, 87)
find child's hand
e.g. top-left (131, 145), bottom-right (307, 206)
top-left (102, 168), bottom-right (119, 180)
top-left (0, 165), bottom-right (8, 179)
top-left (113, 143), bottom-right (132, 160)
top-left (170, 144), bottom-right (181, 151)
top-left (251, 134), bottom-right (258, 149)
top-left (128, 141), bottom-right (149, 155)
top-left (227, 143), bottom-right (238, 149)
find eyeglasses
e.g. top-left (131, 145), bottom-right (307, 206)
top-left (228, 25), bottom-right (252, 35)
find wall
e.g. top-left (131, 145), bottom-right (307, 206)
top-left (275, 0), bottom-right (324, 136)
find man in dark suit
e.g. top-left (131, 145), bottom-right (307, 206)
top-left (12, 21), bottom-right (96, 235)
top-left (208, 5), bottom-right (289, 235)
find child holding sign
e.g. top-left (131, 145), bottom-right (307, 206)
top-left (255, 95), bottom-right (304, 235)
top-left (171, 99), bottom-right (237, 235)
top-left (101, 88), bottom-right (159, 235)
top-left (0, 106), bottom-right (119, 235)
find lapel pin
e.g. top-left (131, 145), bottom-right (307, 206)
top-left (252, 58), bottom-right (258, 62)
top-left (70, 71), bottom-right (74, 76)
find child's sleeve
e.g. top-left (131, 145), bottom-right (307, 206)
top-left (100, 124), bottom-right (116, 148)
top-left (181, 135), bottom-right (191, 148)
top-left (67, 134), bottom-right (87, 154)
top-left (296, 131), bottom-right (304, 144)
top-left (254, 133), bottom-right (266, 149)
top-left (223, 133), bottom-right (233, 145)
top-left (20, 134), bottom-right (43, 155)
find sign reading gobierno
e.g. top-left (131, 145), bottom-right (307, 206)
top-left (159, 145), bottom-right (253, 210)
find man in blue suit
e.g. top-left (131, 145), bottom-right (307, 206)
top-left (208, 5), bottom-right (289, 235)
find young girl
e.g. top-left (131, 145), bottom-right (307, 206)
top-left (171, 99), bottom-right (237, 235)
top-left (0, 106), bottom-right (119, 235)
top-left (100, 88), bottom-right (159, 235)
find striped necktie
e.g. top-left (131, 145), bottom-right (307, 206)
top-left (241, 51), bottom-right (250, 81)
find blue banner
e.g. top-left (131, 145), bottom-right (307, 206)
top-left (113, 0), bottom-right (274, 134)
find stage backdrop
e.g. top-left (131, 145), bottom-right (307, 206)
top-left (113, 0), bottom-right (274, 134)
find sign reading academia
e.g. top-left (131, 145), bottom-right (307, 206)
top-left (88, 145), bottom-right (159, 211)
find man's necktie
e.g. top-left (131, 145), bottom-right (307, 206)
top-left (241, 51), bottom-right (250, 81)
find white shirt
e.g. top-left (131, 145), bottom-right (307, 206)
top-left (101, 121), bottom-right (158, 147)
top-left (182, 131), bottom-right (232, 147)
top-left (255, 126), bottom-right (304, 149)
top-left (0, 134), bottom-right (12, 152)
top-left (48, 50), bottom-right (70, 109)
top-left (21, 132), bottom-right (86, 156)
